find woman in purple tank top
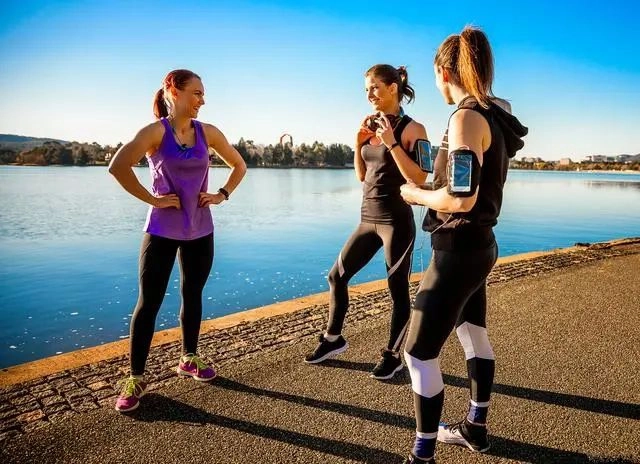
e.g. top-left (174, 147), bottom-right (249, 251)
top-left (108, 69), bottom-right (247, 412)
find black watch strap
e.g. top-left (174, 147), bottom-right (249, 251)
top-left (218, 187), bottom-right (230, 200)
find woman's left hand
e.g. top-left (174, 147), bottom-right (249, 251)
top-left (199, 192), bottom-right (225, 207)
top-left (375, 113), bottom-right (397, 149)
top-left (400, 183), bottom-right (421, 205)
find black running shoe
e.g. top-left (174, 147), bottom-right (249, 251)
top-left (403, 453), bottom-right (436, 463)
top-left (369, 349), bottom-right (403, 380)
top-left (437, 419), bottom-right (490, 452)
top-left (304, 334), bottom-right (348, 364)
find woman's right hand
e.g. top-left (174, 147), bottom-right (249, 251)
top-left (357, 115), bottom-right (377, 146)
top-left (153, 194), bottom-right (181, 209)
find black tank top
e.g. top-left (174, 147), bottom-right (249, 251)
top-left (360, 115), bottom-right (415, 224)
top-left (425, 97), bottom-right (527, 250)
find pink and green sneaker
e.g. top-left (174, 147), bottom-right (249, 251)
top-left (115, 376), bottom-right (147, 412)
top-left (176, 353), bottom-right (217, 382)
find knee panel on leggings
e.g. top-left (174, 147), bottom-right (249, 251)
top-left (456, 322), bottom-right (495, 360)
top-left (404, 352), bottom-right (444, 398)
top-left (327, 257), bottom-right (345, 285)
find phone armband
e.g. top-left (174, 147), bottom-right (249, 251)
top-left (447, 149), bottom-right (481, 197)
top-left (413, 139), bottom-right (434, 173)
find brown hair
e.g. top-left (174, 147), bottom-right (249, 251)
top-left (435, 26), bottom-right (494, 108)
top-left (153, 69), bottom-right (201, 119)
top-left (365, 64), bottom-right (415, 104)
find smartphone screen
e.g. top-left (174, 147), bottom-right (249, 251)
top-left (416, 140), bottom-right (433, 172)
top-left (449, 153), bottom-right (473, 193)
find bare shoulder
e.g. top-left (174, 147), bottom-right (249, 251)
top-left (131, 121), bottom-right (165, 154)
top-left (137, 120), bottom-right (165, 141)
top-left (200, 122), bottom-right (222, 136)
top-left (200, 122), bottom-right (226, 145)
top-left (405, 120), bottom-right (428, 139)
top-left (451, 108), bottom-right (489, 129)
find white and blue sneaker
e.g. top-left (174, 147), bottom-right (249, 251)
top-left (437, 419), bottom-right (490, 452)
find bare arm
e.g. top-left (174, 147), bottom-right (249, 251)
top-left (400, 109), bottom-right (489, 213)
top-left (108, 122), bottom-right (175, 207)
top-left (389, 121), bottom-right (428, 185)
top-left (203, 123), bottom-right (247, 195)
top-left (354, 142), bottom-right (366, 182)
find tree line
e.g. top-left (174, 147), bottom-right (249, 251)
top-left (509, 160), bottom-right (640, 171)
top-left (0, 138), bottom-right (355, 168)
top-left (3, 138), bottom-right (637, 172)
top-left (0, 141), bottom-right (120, 166)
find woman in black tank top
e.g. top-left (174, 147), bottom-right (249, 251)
top-left (399, 28), bottom-right (528, 464)
top-left (304, 64), bottom-right (431, 381)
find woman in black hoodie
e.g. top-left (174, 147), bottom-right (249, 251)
top-left (399, 26), bottom-right (528, 464)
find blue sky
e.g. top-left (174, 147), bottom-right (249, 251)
top-left (1, 0), bottom-right (639, 159)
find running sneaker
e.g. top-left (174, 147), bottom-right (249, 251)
top-left (304, 334), bottom-right (348, 364)
top-left (115, 376), bottom-right (147, 412)
top-left (176, 353), bottom-right (217, 381)
top-left (437, 419), bottom-right (490, 452)
top-left (369, 349), bottom-right (403, 380)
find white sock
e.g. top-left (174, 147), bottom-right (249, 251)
top-left (130, 374), bottom-right (144, 381)
top-left (324, 333), bottom-right (340, 342)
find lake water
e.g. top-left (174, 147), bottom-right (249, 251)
top-left (1, 166), bottom-right (639, 368)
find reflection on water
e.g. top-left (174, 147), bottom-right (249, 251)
top-left (0, 166), bottom-right (639, 367)
top-left (584, 180), bottom-right (640, 190)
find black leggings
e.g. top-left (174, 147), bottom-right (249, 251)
top-left (404, 243), bottom-right (498, 434)
top-left (327, 219), bottom-right (415, 352)
top-left (129, 233), bottom-right (214, 375)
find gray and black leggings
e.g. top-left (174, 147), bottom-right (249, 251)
top-left (404, 242), bottom-right (498, 437)
top-left (129, 233), bottom-right (214, 375)
top-left (327, 219), bottom-right (416, 352)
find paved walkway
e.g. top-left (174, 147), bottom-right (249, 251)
top-left (1, 240), bottom-right (639, 463)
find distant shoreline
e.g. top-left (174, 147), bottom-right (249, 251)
top-left (509, 168), bottom-right (640, 175)
top-left (2, 164), bottom-right (639, 174)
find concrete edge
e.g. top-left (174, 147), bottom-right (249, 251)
top-left (2, 237), bottom-right (638, 388)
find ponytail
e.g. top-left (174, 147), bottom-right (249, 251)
top-left (435, 26), bottom-right (494, 108)
top-left (397, 65), bottom-right (415, 104)
top-left (153, 88), bottom-right (168, 119)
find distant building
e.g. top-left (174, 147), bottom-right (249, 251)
top-left (559, 158), bottom-right (572, 165)
top-left (616, 154), bottom-right (632, 163)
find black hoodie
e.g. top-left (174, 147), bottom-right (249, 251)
top-left (425, 96), bottom-right (528, 251)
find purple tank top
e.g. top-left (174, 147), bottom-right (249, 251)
top-left (143, 118), bottom-right (214, 240)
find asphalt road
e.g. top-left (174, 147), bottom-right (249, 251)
top-left (1, 254), bottom-right (639, 464)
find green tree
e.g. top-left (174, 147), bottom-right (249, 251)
top-left (282, 145), bottom-right (293, 165)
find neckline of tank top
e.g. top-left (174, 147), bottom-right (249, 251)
top-left (457, 96), bottom-right (477, 108)
top-left (382, 107), bottom-right (406, 128)
top-left (366, 114), bottom-right (411, 148)
top-left (165, 117), bottom-right (197, 151)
